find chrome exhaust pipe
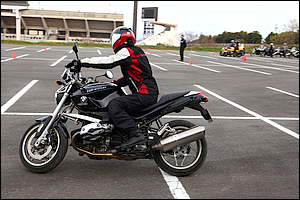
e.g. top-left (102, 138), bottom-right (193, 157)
top-left (152, 125), bottom-right (205, 152)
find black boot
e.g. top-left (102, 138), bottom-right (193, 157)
top-left (116, 133), bottom-right (146, 149)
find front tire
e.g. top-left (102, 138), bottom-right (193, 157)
top-left (153, 120), bottom-right (207, 176)
top-left (19, 122), bottom-right (68, 173)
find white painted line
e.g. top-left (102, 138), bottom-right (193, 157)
top-left (1, 54), bottom-right (29, 62)
top-left (150, 63), bottom-right (168, 71)
top-left (50, 55), bottom-right (67, 66)
top-left (5, 46), bottom-right (26, 51)
top-left (97, 50), bottom-right (102, 55)
top-left (163, 115), bottom-right (298, 120)
top-left (69, 50), bottom-right (73, 53)
top-left (1, 80), bottom-right (39, 114)
top-left (37, 47), bottom-right (51, 53)
top-left (271, 63), bottom-right (299, 69)
top-left (266, 87), bottom-right (299, 98)
top-left (167, 52), bottom-right (190, 58)
top-left (207, 61), bottom-right (272, 76)
top-left (194, 84), bottom-right (299, 139)
top-left (241, 62), bottom-right (299, 74)
top-left (159, 168), bottom-right (190, 199)
top-left (1, 58), bottom-right (15, 62)
top-left (173, 60), bottom-right (221, 73)
top-left (189, 53), bottom-right (218, 60)
top-left (145, 52), bottom-right (161, 57)
top-left (16, 54), bottom-right (29, 59)
top-left (1, 112), bottom-right (52, 116)
top-left (2, 112), bottom-right (298, 121)
top-left (248, 57), bottom-right (274, 62)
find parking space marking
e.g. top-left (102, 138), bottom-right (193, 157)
top-left (37, 48), bottom-right (51, 53)
top-left (145, 52), bottom-right (161, 57)
top-left (159, 168), bottom-right (190, 199)
top-left (1, 54), bottom-right (29, 62)
top-left (163, 115), bottom-right (299, 120)
top-left (167, 52), bottom-right (190, 58)
top-left (50, 55), bottom-right (67, 66)
top-left (4, 46), bottom-right (26, 51)
top-left (241, 62), bottom-right (299, 74)
top-left (271, 63), bottom-right (299, 69)
top-left (194, 84), bottom-right (299, 139)
top-left (207, 61), bottom-right (272, 75)
top-left (266, 87), bottom-right (299, 98)
top-left (1, 80), bottom-right (39, 114)
top-left (97, 50), bottom-right (102, 55)
top-left (189, 53), bottom-right (218, 60)
top-left (173, 60), bottom-right (221, 73)
top-left (150, 63), bottom-right (168, 71)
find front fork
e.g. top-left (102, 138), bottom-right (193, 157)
top-left (34, 86), bottom-right (72, 148)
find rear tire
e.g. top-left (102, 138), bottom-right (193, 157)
top-left (153, 120), bottom-right (207, 176)
top-left (19, 122), bottom-right (68, 173)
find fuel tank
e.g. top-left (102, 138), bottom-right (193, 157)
top-left (71, 82), bottom-right (119, 112)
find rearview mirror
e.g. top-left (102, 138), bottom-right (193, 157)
top-left (106, 70), bottom-right (113, 79)
top-left (72, 42), bottom-right (78, 53)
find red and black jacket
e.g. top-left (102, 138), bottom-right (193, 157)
top-left (80, 46), bottom-right (159, 96)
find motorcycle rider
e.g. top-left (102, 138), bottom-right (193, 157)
top-left (259, 42), bottom-right (264, 49)
top-left (230, 40), bottom-right (235, 47)
top-left (66, 26), bottom-right (159, 149)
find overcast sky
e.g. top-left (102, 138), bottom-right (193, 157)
top-left (28, 1), bottom-right (299, 41)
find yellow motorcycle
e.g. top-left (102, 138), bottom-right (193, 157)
top-left (220, 46), bottom-right (245, 57)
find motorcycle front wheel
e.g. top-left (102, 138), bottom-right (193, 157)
top-left (19, 122), bottom-right (68, 173)
top-left (153, 120), bottom-right (207, 177)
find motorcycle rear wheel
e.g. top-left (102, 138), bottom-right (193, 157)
top-left (19, 122), bottom-right (68, 173)
top-left (153, 120), bottom-right (207, 177)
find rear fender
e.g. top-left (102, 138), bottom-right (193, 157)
top-left (185, 95), bottom-right (213, 122)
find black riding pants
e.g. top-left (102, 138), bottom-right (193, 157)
top-left (180, 47), bottom-right (185, 61)
top-left (107, 93), bottom-right (158, 137)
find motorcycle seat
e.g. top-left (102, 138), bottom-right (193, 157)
top-left (136, 91), bottom-right (190, 113)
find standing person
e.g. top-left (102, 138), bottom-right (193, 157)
top-left (269, 42), bottom-right (275, 57)
top-left (66, 26), bottom-right (159, 149)
top-left (283, 43), bottom-right (288, 57)
top-left (179, 35), bottom-right (187, 61)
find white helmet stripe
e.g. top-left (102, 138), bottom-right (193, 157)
top-left (111, 33), bottom-right (121, 47)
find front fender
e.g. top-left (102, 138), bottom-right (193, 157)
top-left (35, 116), bottom-right (69, 138)
top-left (56, 121), bottom-right (69, 138)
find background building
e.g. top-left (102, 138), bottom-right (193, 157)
top-left (1, 1), bottom-right (124, 43)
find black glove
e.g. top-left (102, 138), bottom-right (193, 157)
top-left (66, 59), bottom-right (81, 72)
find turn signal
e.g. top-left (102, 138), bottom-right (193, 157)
top-left (197, 93), bottom-right (208, 103)
top-left (55, 80), bottom-right (64, 86)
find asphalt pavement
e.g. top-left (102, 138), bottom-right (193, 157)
top-left (1, 44), bottom-right (299, 199)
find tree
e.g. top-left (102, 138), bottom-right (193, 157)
top-left (265, 32), bottom-right (277, 43)
top-left (246, 31), bottom-right (262, 44)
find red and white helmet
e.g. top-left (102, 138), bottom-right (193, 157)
top-left (110, 26), bottom-right (135, 52)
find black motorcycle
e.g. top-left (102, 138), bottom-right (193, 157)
top-left (19, 42), bottom-right (213, 177)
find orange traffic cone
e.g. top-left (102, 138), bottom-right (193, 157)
top-left (150, 50), bottom-right (152, 54)
top-left (242, 55), bottom-right (247, 60)
top-left (44, 46), bottom-right (47, 50)
top-left (189, 59), bottom-right (193, 65)
top-left (12, 52), bottom-right (16, 58)
top-left (212, 52), bottom-right (215, 56)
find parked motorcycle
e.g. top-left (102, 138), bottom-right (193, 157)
top-left (273, 47), bottom-right (285, 57)
top-left (19, 42), bottom-right (213, 177)
top-left (250, 47), bottom-right (267, 57)
top-left (286, 47), bottom-right (299, 58)
top-left (220, 46), bottom-right (245, 57)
